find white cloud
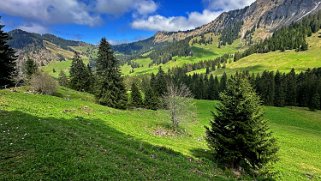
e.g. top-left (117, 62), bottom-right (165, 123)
top-left (95, 0), bottom-right (157, 16)
top-left (204, 0), bottom-right (255, 11)
top-left (0, 0), bottom-right (101, 26)
top-left (0, 0), bottom-right (158, 28)
top-left (132, 0), bottom-right (256, 32)
top-left (132, 10), bottom-right (221, 31)
top-left (17, 23), bottom-right (48, 34)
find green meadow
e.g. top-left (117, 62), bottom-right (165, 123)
top-left (1, 87), bottom-right (320, 180)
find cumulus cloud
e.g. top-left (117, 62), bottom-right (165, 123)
top-left (132, 0), bottom-right (256, 32)
top-left (132, 10), bottom-right (220, 31)
top-left (0, 0), bottom-right (101, 26)
top-left (17, 23), bottom-right (48, 34)
top-left (0, 0), bottom-right (158, 31)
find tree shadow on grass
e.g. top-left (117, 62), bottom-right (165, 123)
top-left (190, 148), bottom-right (213, 161)
top-left (0, 110), bottom-right (230, 181)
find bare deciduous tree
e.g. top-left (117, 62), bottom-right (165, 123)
top-left (163, 83), bottom-right (196, 131)
top-left (30, 72), bottom-right (57, 95)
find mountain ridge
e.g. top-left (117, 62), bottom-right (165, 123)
top-left (154, 0), bottom-right (321, 43)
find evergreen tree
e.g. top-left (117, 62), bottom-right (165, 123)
top-left (130, 83), bottom-right (143, 108)
top-left (208, 75), bottom-right (216, 100)
top-left (58, 70), bottom-right (69, 87)
top-left (274, 71), bottom-right (286, 107)
top-left (144, 86), bottom-right (159, 110)
top-left (219, 72), bottom-right (227, 93)
top-left (69, 52), bottom-right (91, 92)
top-left (23, 58), bottom-right (37, 79)
top-left (154, 66), bottom-right (167, 96)
top-left (95, 38), bottom-right (127, 109)
top-left (285, 69), bottom-right (297, 106)
top-left (309, 93), bottom-right (320, 111)
top-left (0, 19), bottom-right (16, 87)
top-left (206, 76), bottom-right (278, 176)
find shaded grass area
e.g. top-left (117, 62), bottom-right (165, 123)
top-left (0, 111), bottom-right (227, 180)
top-left (1, 88), bottom-right (321, 180)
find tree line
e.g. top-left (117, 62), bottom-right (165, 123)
top-left (160, 67), bottom-right (321, 111)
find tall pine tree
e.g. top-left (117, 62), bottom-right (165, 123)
top-left (70, 52), bottom-right (92, 92)
top-left (24, 58), bottom-right (37, 80)
top-left (95, 38), bottom-right (127, 109)
top-left (0, 19), bottom-right (16, 88)
top-left (206, 76), bottom-right (278, 177)
top-left (130, 83), bottom-right (143, 108)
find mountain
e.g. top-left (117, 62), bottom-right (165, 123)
top-left (8, 0), bottom-right (321, 68)
top-left (7, 29), bottom-right (96, 67)
top-left (154, 0), bottom-right (321, 43)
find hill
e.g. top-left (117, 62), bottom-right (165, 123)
top-left (190, 30), bottom-right (321, 76)
top-left (7, 29), bottom-right (96, 68)
top-left (1, 87), bottom-right (321, 180)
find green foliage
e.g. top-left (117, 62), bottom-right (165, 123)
top-left (130, 83), bottom-right (143, 108)
top-left (95, 38), bottom-right (127, 109)
top-left (69, 52), bottom-right (92, 92)
top-left (151, 67), bottom-right (168, 96)
top-left (144, 86), bottom-right (159, 110)
top-left (0, 20), bottom-right (16, 87)
top-left (58, 70), bottom-right (69, 87)
top-left (23, 58), bottom-right (37, 79)
top-left (206, 76), bottom-right (278, 177)
top-left (309, 93), bottom-right (321, 111)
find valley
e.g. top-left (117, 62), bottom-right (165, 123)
top-left (1, 0), bottom-right (321, 180)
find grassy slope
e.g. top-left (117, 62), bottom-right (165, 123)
top-left (121, 35), bottom-right (244, 76)
top-left (42, 58), bottom-right (90, 78)
top-left (1, 88), bottom-right (321, 180)
top-left (211, 31), bottom-right (321, 76)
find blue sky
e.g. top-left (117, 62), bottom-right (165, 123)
top-left (0, 0), bottom-right (254, 45)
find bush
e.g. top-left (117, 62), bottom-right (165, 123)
top-left (30, 72), bottom-right (57, 95)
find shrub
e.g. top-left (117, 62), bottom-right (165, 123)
top-left (30, 72), bottom-right (57, 95)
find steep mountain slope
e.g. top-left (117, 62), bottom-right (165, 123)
top-left (154, 0), bottom-right (321, 43)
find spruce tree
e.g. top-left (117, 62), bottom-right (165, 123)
top-left (58, 70), bottom-right (69, 87)
top-left (130, 83), bottom-right (143, 108)
top-left (0, 20), bottom-right (16, 88)
top-left (208, 75), bottom-right (216, 100)
top-left (285, 69), bottom-right (297, 106)
top-left (309, 93), bottom-right (320, 111)
top-left (219, 72), bottom-right (227, 92)
top-left (24, 58), bottom-right (37, 80)
top-left (95, 38), bottom-right (127, 109)
top-left (144, 86), bottom-right (159, 110)
top-left (69, 52), bottom-right (91, 92)
top-left (206, 76), bottom-right (278, 177)
top-left (274, 71), bottom-right (286, 107)
top-left (154, 66), bottom-right (167, 96)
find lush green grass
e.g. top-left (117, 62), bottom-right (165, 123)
top-left (1, 87), bottom-right (321, 180)
top-left (211, 31), bottom-right (321, 76)
top-left (0, 88), bottom-right (229, 180)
